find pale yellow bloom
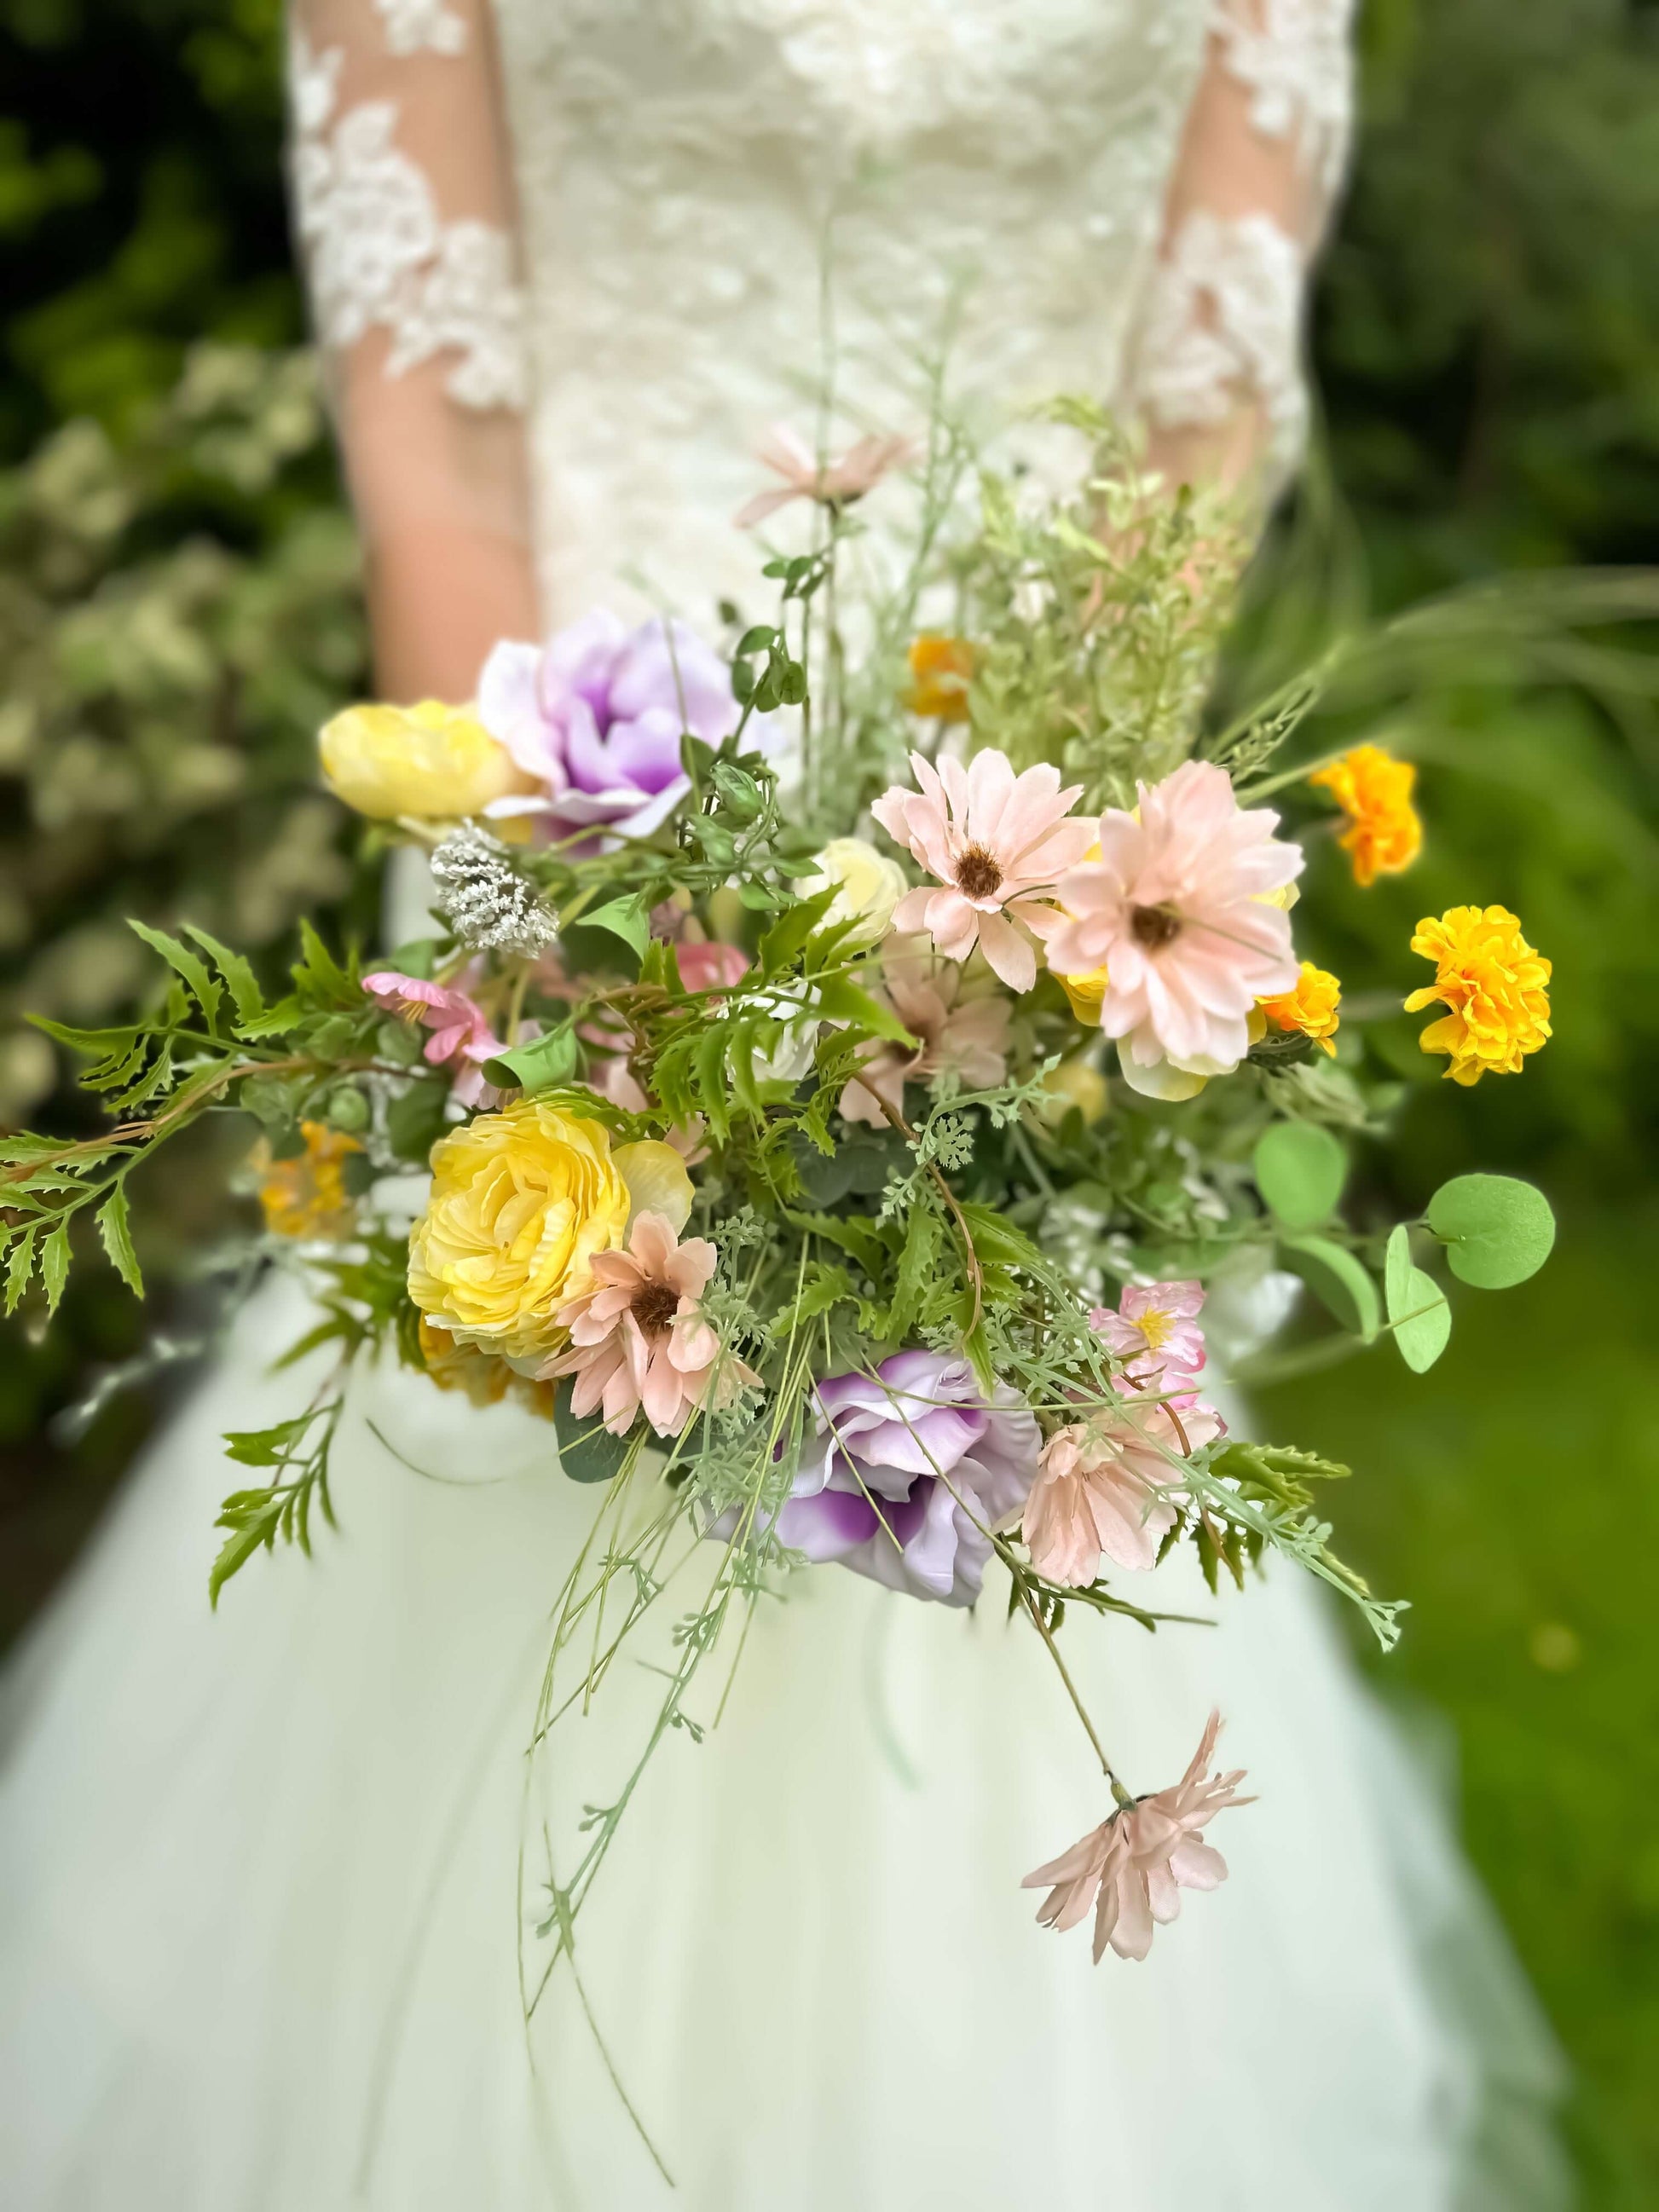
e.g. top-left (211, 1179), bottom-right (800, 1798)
top-left (319, 699), bottom-right (535, 822)
top-left (1256, 961), bottom-right (1342, 1055)
top-left (408, 1102), bottom-right (692, 1359)
top-left (256, 1120), bottom-right (360, 1239)
top-left (798, 837), bottom-right (909, 950)
top-left (1036, 1057), bottom-right (1110, 1126)
top-left (1405, 905), bottom-right (1551, 1085)
top-left (1309, 745), bottom-right (1422, 887)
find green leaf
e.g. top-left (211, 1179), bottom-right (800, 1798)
top-left (812, 973), bottom-right (917, 1047)
top-left (734, 624), bottom-right (778, 655)
top-left (1427, 1173), bottom-right (1556, 1289)
top-left (1253, 1121), bottom-right (1347, 1230)
top-left (182, 925), bottom-right (265, 1024)
top-left (957, 1201), bottom-right (1044, 1271)
top-left (27, 1015), bottom-right (143, 1057)
top-left (756, 888), bottom-right (838, 976)
top-left (129, 919), bottom-right (223, 1028)
top-left (385, 1080), bottom-right (451, 1164)
top-left (553, 1387), bottom-right (638, 1483)
top-left (483, 1024), bottom-right (580, 1095)
top-left (769, 1262), bottom-right (857, 1342)
top-left (577, 896), bottom-right (650, 964)
top-left (4, 1228), bottom-right (38, 1314)
top-left (209, 1505), bottom-right (281, 1608)
top-left (95, 1182), bottom-right (144, 1297)
top-left (293, 919), bottom-right (358, 1009)
top-left (1384, 1224), bottom-right (1453, 1372)
top-left (39, 1218), bottom-right (72, 1317)
top-left (1280, 1233), bottom-right (1379, 1340)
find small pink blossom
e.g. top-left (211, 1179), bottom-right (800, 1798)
top-left (735, 424), bottom-right (917, 528)
top-left (1090, 1279), bottom-right (1207, 1400)
top-left (362, 971), bottom-right (504, 1106)
top-left (1023, 1712), bottom-right (1251, 1962)
top-left (545, 1211), bottom-right (756, 1438)
top-left (674, 939), bottom-right (751, 995)
top-left (870, 750), bottom-right (1095, 992)
top-left (1022, 1390), bottom-right (1224, 1588)
top-left (841, 944), bottom-right (1011, 1126)
top-left (1040, 759), bottom-right (1303, 1080)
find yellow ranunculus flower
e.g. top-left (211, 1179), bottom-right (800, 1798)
top-left (408, 1102), bottom-right (693, 1359)
top-left (255, 1120), bottom-right (361, 1239)
top-left (319, 700), bottom-right (535, 822)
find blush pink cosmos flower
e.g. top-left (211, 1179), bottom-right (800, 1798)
top-left (870, 750), bottom-right (1095, 992)
top-left (1090, 1279), bottom-right (1208, 1401)
top-left (1023, 1712), bottom-right (1251, 1962)
top-left (735, 424), bottom-right (918, 528)
top-left (362, 971), bottom-right (504, 1106)
top-left (1022, 1388), bottom-right (1225, 1589)
top-left (840, 944), bottom-right (1011, 1126)
top-left (1039, 759), bottom-right (1303, 1081)
top-left (545, 1211), bottom-right (757, 1438)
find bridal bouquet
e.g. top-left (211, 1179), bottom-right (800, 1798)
top-left (3, 397), bottom-right (1558, 1974)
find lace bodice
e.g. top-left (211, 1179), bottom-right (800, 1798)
top-left (286, 0), bottom-right (1355, 631)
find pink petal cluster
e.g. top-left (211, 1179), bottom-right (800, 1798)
top-left (546, 1212), bottom-right (755, 1438)
top-left (840, 944), bottom-right (1011, 1126)
top-left (1090, 1279), bottom-right (1208, 1402)
top-left (1041, 760), bottom-right (1303, 1079)
top-left (735, 424), bottom-right (917, 528)
top-left (871, 751), bottom-right (1095, 991)
top-left (362, 970), bottom-right (503, 1106)
top-left (1022, 1419), bottom-right (1181, 1582)
top-left (673, 939), bottom-right (752, 995)
top-left (1023, 1713), bottom-right (1251, 1961)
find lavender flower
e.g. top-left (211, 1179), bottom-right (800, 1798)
top-left (760, 1351), bottom-right (1041, 1607)
top-left (477, 610), bottom-right (761, 846)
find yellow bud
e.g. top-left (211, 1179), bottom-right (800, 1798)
top-left (319, 700), bottom-right (535, 822)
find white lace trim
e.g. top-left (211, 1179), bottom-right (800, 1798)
top-left (1211, 0), bottom-right (1354, 207)
top-left (1130, 210), bottom-right (1307, 471)
top-left (373, 0), bottom-right (466, 59)
top-left (288, 25), bottom-right (527, 412)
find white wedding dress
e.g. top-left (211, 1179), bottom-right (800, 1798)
top-left (1, 5), bottom-right (1570, 2207)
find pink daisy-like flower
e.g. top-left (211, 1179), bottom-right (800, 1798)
top-left (870, 750), bottom-right (1095, 992)
top-left (1023, 1712), bottom-right (1251, 1962)
top-left (840, 943), bottom-right (1011, 1127)
top-left (545, 1211), bottom-right (757, 1438)
top-left (734, 424), bottom-right (917, 528)
top-left (1040, 760), bottom-right (1303, 1079)
top-left (1090, 1279), bottom-right (1208, 1400)
top-left (362, 971), bottom-right (504, 1106)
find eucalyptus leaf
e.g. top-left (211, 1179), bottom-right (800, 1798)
top-left (483, 1024), bottom-right (579, 1095)
top-left (1280, 1233), bottom-right (1379, 1340)
top-left (1253, 1121), bottom-right (1347, 1230)
top-left (1384, 1224), bottom-right (1452, 1372)
top-left (1427, 1173), bottom-right (1557, 1289)
top-left (554, 1387), bottom-right (637, 1483)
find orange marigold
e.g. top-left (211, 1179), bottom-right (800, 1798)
top-left (256, 1120), bottom-right (361, 1239)
top-left (1257, 962), bottom-right (1342, 1055)
top-left (1404, 904), bottom-right (1551, 1086)
top-left (1309, 744), bottom-right (1422, 887)
top-left (906, 634), bottom-right (974, 723)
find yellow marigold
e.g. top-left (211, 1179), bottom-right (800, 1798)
top-left (1309, 744), bottom-right (1423, 887)
top-left (906, 634), bottom-right (975, 723)
top-left (1405, 904), bottom-right (1551, 1086)
top-left (319, 699), bottom-right (535, 822)
top-left (417, 1316), bottom-right (555, 1418)
top-left (256, 1120), bottom-right (361, 1239)
top-left (408, 1100), bottom-right (692, 1360)
top-left (1256, 962), bottom-right (1342, 1056)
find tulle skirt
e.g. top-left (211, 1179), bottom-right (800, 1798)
top-left (0, 1280), bottom-right (1569, 2209)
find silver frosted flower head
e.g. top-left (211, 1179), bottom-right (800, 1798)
top-left (429, 824), bottom-right (558, 957)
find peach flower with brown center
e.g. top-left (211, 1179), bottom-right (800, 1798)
top-left (545, 1211), bottom-right (755, 1438)
top-left (840, 944), bottom-right (1012, 1127)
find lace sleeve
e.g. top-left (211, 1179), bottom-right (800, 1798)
top-left (286, 0), bottom-right (538, 698)
top-left (1125, 0), bottom-right (1356, 500)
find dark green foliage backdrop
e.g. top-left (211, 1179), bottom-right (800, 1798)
top-left (3, 0), bottom-right (1656, 2197)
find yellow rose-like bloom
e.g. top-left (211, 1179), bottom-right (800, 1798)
top-left (417, 1315), bottom-right (555, 1418)
top-left (906, 634), bottom-right (975, 723)
top-left (798, 836), bottom-right (909, 950)
top-left (1309, 745), bottom-right (1423, 887)
top-left (1404, 905), bottom-right (1551, 1085)
top-left (409, 1102), bottom-right (692, 1359)
top-left (319, 700), bottom-right (535, 822)
top-left (256, 1120), bottom-right (361, 1239)
top-left (1257, 962), bottom-right (1342, 1056)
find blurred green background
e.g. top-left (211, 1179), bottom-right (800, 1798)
top-left (1, 0), bottom-right (1656, 2201)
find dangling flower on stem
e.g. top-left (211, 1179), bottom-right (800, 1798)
top-left (1309, 744), bottom-right (1422, 887)
top-left (1404, 905), bottom-right (1551, 1085)
top-left (871, 750), bottom-right (1095, 991)
top-left (362, 969), bottom-right (505, 1106)
top-left (734, 424), bottom-right (917, 528)
top-left (1023, 1713), bottom-right (1251, 1962)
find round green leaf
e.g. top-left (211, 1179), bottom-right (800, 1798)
top-left (553, 1386), bottom-right (636, 1483)
top-left (1427, 1174), bottom-right (1556, 1289)
top-left (1384, 1224), bottom-right (1452, 1373)
top-left (1281, 1233), bottom-right (1380, 1341)
top-left (1253, 1122), bottom-right (1348, 1231)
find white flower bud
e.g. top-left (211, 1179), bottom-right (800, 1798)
top-left (800, 837), bottom-right (907, 950)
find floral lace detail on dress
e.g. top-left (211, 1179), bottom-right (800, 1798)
top-left (1211, 0), bottom-right (1354, 205)
top-left (373, 0), bottom-right (466, 58)
top-left (1129, 211), bottom-right (1306, 471)
top-left (289, 24), bottom-right (526, 411)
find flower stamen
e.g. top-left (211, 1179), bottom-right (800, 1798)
top-left (954, 846), bottom-right (1004, 901)
top-left (1130, 903), bottom-right (1182, 949)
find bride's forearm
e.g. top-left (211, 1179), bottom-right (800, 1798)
top-left (367, 523), bottom-right (540, 704)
